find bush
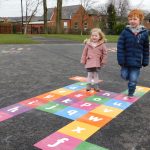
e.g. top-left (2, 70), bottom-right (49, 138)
top-left (113, 23), bottom-right (126, 35)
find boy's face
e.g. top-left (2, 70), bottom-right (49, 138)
top-left (128, 16), bottom-right (140, 28)
top-left (91, 32), bottom-right (100, 43)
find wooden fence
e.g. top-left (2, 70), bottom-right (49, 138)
top-left (0, 23), bottom-right (22, 34)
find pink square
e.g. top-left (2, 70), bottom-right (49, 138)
top-left (114, 94), bottom-right (139, 103)
top-left (71, 100), bottom-right (99, 111)
top-left (0, 111), bottom-right (12, 122)
top-left (34, 131), bottom-right (82, 150)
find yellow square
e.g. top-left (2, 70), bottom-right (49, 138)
top-left (91, 105), bottom-right (123, 118)
top-left (136, 86), bottom-right (150, 92)
top-left (58, 121), bottom-right (99, 140)
top-left (51, 88), bottom-right (74, 96)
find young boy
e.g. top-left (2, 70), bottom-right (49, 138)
top-left (117, 9), bottom-right (149, 98)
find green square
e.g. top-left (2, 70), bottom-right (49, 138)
top-left (85, 95), bottom-right (110, 104)
top-left (133, 91), bottom-right (145, 97)
top-left (121, 90), bottom-right (128, 95)
top-left (36, 102), bottom-right (67, 114)
top-left (75, 141), bottom-right (109, 150)
top-left (75, 82), bottom-right (87, 86)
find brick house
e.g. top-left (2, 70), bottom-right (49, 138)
top-left (0, 5), bottom-right (100, 34)
top-left (46, 5), bottom-right (99, 33)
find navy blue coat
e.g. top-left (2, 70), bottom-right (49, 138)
top-left (117, 27), bottom-right (149, 68)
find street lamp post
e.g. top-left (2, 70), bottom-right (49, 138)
top-left (21, 0), bottom-right (24, 34)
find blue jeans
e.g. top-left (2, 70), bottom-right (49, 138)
top-left (121, 67), bottom-right (140, 96)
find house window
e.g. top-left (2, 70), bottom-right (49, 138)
top-left (64, 22), bottom-right (68, 28)
top-left (84, 22), bottom-right (88, 30)
top-left (74, 22), bottom-right (78, 29)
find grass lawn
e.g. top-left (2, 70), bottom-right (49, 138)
top-left (1, 34), bottom-right (149, 44)
top-left (0, 34), bottom-right (38, 44)
top-left (40, 34), bottom-right (119, 43)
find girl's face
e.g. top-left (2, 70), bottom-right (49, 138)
top-left (91, 32), bottom-right (100, 43)
top-left (128, 16), bottom-right (140, 28)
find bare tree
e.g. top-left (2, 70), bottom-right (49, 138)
top-left (81, 0), bottom-right (97, 11)
top-left (21, 0), bottom-right (24, 34)
top-left (56, 0), bottom-right (62, 34)
top-left (107, 0), bottom-right (130, 17)
top-left (24, 0), bottom-right (42, 34)
top-left (80, 0), bottom-right (97, 35)
top-left (43, 0), bottom-right (48, 34)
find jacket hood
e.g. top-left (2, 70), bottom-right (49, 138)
top-left (125, 25), bottom-right (147, 33)
top-left (86, 40), bottom-right (105, 48)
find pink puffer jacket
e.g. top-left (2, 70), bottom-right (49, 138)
top-left (81, 42), bottom-right (107, 68)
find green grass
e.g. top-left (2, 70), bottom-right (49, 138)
top-left (0, 34), bottom-right (38, 44)
top-left (1, 34), bottom-right (149, 44)
top-left (41, 34), bottom-right (119, 43)
top-left (0, 34), bottom-right (120, 44)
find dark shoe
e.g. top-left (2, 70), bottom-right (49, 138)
top-left (86, 83), bottom-right (92, 91)
top-left (128, 93), bottom-right (134, 99)
top-left (94, 83), bottom-right (100, 92)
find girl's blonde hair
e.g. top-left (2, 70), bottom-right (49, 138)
top-left (84, 28), bottom-right (107, 44)
top-left (128, 9), bottom-right (144, 22)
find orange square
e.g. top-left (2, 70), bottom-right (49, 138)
top-left (36, 92), bottom-right (62, 102)
top-left (69, 76), bottom-right (103, 83)
top-left (69, 76), bottom-right (87, 82)
top-left (51, 88), bottom-right (74, 96)
top-left (77, 112), bottom-right (112, 127)
top-left (58, 121), bottom-right (99, 140)
top-left (91, 105), bottom-right (123, 118)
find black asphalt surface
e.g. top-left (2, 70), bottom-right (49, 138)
top-left (0, 38), bottom-right (150, 150)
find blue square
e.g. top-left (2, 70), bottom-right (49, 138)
top-left (64, 84), bottom-right (85, 91)
top-left (55, 106), bottom-right (87, 120)
top-left (104, 99), bottom-right (131, 110)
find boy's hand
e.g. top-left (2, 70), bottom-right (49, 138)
top-left (142, 64), bottom-right (148, 67)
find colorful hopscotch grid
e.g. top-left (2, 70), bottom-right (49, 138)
top-left (33, 77), bottom-right (150, 150)
top-left (0, 76), bottom-right (149, 150)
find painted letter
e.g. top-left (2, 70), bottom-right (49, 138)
top-left (47, 138), bottom-right (69, 147)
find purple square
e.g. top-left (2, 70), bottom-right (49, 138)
top-left (34, 131), bottom-right (82, 150)
top-left (54, 96), bottom-right (79, 106)
top-left (96, 90), bottom-right (119, 98)
top-left (1, 103), bottom-right (32, 116)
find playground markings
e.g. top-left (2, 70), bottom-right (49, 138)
top-left (0, 76), bottom-right (149, 150)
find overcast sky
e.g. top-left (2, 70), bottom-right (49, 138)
top-left (0, 0), bottom-right (150, 17)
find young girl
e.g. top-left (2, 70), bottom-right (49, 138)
top-left (81, 28), bottom-right (107, 92)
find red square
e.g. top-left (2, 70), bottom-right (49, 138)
top-left (19, 97), bottom-right (48, 108)
top-left (0, 111), bottom-right (12, 122)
